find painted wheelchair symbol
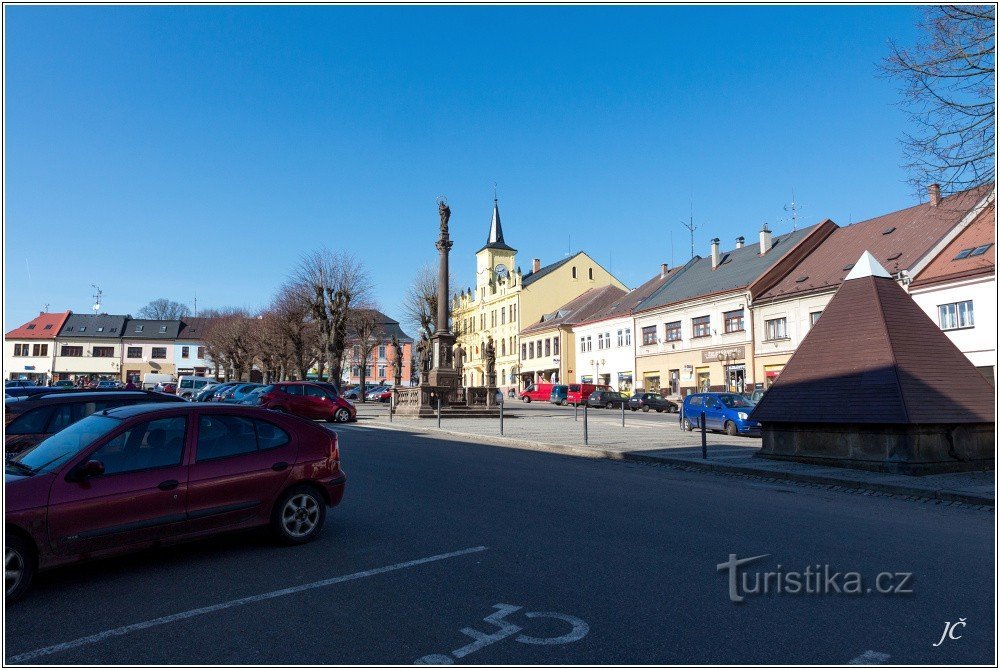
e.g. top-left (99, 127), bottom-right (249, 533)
top-left (415, 603), bottom-right (589, 664)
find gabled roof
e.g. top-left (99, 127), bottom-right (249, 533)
top-left (757, 184), bottom-right (993, 303)
top-left (520, 285), bottom-right (627, 335)
top-left (122, 319), bottom-right (182, 339)
top-left (575, 265), bottom-right (686, 327)
top-left (477, 198), bottom-right (517, 253)
top-left (58, 314), bottom-right (128, 339)
top-left (177, 317), bottom-right (216, 340)
top-left (750, 253), bottom-right (995, 425)
top-left (910, 199), bottom-right (996, 289)
top-left (636, 225), bottom-right (822, 313)
top-left (5, 311), bottom-right (71, 340)
top-left (521, 255), bottom-right (576, 287)
top-left (347, 309), bottom-right (414, 343)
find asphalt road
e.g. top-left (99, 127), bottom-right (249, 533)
top-left (5, 423), bottom-right (994, 665)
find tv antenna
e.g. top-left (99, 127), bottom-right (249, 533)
top-left (784, 189), bottom-right (806, 231)
top-left (91, 285), bottom-right (102, 313)
top-left (681, 203), bottom-right (698, 260)
top-left (42, 303), bottom-right (50, 313)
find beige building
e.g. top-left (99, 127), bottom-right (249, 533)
top-left (452, 198), bottom-right (627, 390)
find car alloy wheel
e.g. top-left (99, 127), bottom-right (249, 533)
top-left (335, 408), bottom-right (350, 423)
top-left (642, 406), bottom-right (650, 412)
top-left (683, 418), bottom-right (693, 432)
top-left (725, 421), bottom-right (738, 436)
top-left (5, 535), bottom-right (34, 601)
top-left (523, 397), bottom-right (531, 403)
top-left (605, 402), bottom-right (613, 409)
top-left (273, 487), bottom-right (326, 544)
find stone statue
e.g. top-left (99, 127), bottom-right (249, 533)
top-left (454, 344), bottom-right (465, 378)
top-left (391, 335), bottom-right (403, 387)
top-left (418, 334), bottom-right (432, 372)
top-left (484, 336), bottom-right (496, 378)
top-left (438, 201), bottom-right (451, 235)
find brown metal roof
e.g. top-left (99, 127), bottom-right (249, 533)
top-left (520, 285), bottom-right (627, 336)
top-left (750, 269), bottom-right (995, 425)
top-left (910, 200), bottom-right (995, 288)
top-left (757, 184), bottom-right (993, 303)
top-left (575, 266), bottom-right (682, 326)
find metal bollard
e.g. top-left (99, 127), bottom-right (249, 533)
top-left (575, 403), bottom-right (578, 421)
top-left (621, 398), bottom-right (626, 427)
top-left (437, 398), bottom-right (442, 429)
top-left (500, 398), bottom-right (505, 436)
top-left (389, 395), bottom-right (393, 423)
top-left (700, 410), bottom-right (707, 459)
top-left (584, 401), bottom-right (589, 445)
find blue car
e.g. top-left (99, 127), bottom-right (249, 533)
top-left (681, 392), bottom-right (760, 437)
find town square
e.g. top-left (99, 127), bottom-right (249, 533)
top-left (3, 4), bottom-right (996, 667)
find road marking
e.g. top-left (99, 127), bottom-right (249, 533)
top-left (848, 650), bottom-right (891, 664)
top-left (8, 546), bottom-right (488, 664)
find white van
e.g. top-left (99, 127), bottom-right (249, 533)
top-left (177, 375), bottom-right (218, 399)
top-left (142, 373), bottom-right (176, 391)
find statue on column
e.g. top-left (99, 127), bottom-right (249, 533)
top-left (391, 335), bottom-right (403, 387)
top-left (438, 200), bottom-right (451, 235)
top-left (484, 335), bottom-right (497, 386)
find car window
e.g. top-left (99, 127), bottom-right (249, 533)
top-left (46, 404), bottom-right (80, 434)
top-left (720, 394), bottom-right (753, 408)
top-left (688, 396), bottom-right (702, 407)
top-left (196, 414), bottom-right (258, 461)
top-left (304, 385), bottom-right (326, 398)
top-left (255, 419), bottom-right (290, 451)
top-left (281, 385), bottom-right (303, 396)
top-left (569, 385), bottom-right (581, 392)
top-left (91, 417), bottom-right (187, 475)
top-left (7, 407), bottom-right (53, 435)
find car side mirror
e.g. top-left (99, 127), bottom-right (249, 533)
top-left (70, 459), bottom-right (105, 482)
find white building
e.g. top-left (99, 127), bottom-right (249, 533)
top-left (4, 311), bottom-right (71, 385)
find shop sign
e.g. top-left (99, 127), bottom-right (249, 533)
top-left (701, 346), bottom-right (745, 363)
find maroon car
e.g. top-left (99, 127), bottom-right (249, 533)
top-left (256, 382), bottom-right (357, 423)
top-left (4, 403), bottom-right (346, 600)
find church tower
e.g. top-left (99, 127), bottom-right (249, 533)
top-left (475, 196), bottom-right (517, 294)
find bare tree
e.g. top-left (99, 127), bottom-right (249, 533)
top-left (402, 265), bottom-right (438, 339)
top-left (267, 282), bottom-right (317, 380)
top-left (201, 308), bottom-right (259, 381)
top-left (347, 306), bottom-right (385, 402)
top-left (886, 5), bottom-right (996, 192)
top-left (137, 298), bottom-right (191, 320)
top-left (294, 250), bottom-right (371, 388)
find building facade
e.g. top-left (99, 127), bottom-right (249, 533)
top-left (120, 319), bottom-right (181, 383)
top-left (52, 314), bottom-right (128, 383)
top-left (173, 318), bottom-right (218, 378)
top-left (344, 311), bottom-right (414, 387)
top-left (4, 311), bottom-right (71, 384)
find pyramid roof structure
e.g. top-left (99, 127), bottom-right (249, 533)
top-left (750, 252), bottom-right (995, 425)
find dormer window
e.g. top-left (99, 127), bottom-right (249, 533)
top-left (159, 325), bottom-right (167, 333)
top-left (26, 324), bottom-right (36, 330)
top-left (135, 325), bottom-right (144, 333)
top-left (43, 324), bottom-right (52, 330)
top-left (97, 327), bottom-right (104, 332)
top-left (78, 326), bottom-right (86, 332)
top-left (65, 326), bottom-right (74, 332)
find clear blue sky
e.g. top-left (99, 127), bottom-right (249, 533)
top-left (5, 5), bottom-right (926, 331)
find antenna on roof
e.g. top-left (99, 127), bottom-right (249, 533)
top-left (91, 285), bottom-right (102, 313)
top-left (681, 200), bottom-right (697, 261)
top-left (783, 188), bottom-right (806, 231)
top-left (42, 303), bottom-right (50, 313)
top-left (193, 292), bottom-right (198, 317)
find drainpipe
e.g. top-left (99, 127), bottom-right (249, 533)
top-left (746, 291), bottom-right (756, 391)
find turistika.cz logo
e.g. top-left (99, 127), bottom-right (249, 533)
top-left (717, 554), bottom-right (914, 603)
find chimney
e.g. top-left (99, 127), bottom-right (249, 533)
top-left (710, 238), bottom-right (721, 269)
top-left (759, 223), bottom-right (773, 254)
top-left (660, 263), bottom-right (669, 278)
top-left (735, 236), bottom-right (745, 249)
top-left (928, 183), bottom-right (941, 207)
top-left (532, 258), bottom-right (541, 273)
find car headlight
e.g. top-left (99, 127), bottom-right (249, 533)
top-left (737, 412), bottom-right (748, 421)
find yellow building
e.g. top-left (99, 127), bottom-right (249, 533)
top-left (452, 198), bottom-right (627, 390)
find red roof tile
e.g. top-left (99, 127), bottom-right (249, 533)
top-left (5, 311), bottom-right (71, 340)
top-left (757, 184), bottom-right (993, 302)
top-left (910, 200), bottom-right (995, 288)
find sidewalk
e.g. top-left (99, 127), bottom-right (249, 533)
top-left (352, 403), bottom-right (995, 506)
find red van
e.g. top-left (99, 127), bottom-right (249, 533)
top-left (519, 383), bottom-right (555, 403)
top-left (566, 383), bottom-right (614, 406)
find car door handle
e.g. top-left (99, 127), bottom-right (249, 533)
top-left (271, 462), bottom-right (289, 471)
top-left (158, 479), bottom-right (179, 491)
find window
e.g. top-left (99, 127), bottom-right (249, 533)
top-left (588, 268), bottom-right (594, 280)
top-left (970, 244), bottom-right (992, 256)
top-left (723, 310), bottom-right (744, 333)
top-left (181, 346), bottom-right (190, 359)
top-left (553, 337), bottom-right (559, 355)
top-left (60, 346), bottom-right (83, 357)
top-left (501, 308), bottom-right (506, 325)
top-left (572, 266), bottom-right (577, 279)
top-left (764, 317), bottom-right (788, 341)
top-left (642, 325), bottom-right (657, 345)
top-left (529, 342), bottom-right (535, 359)
top-left (196, 415), bottom-right (258, 461)
top-left (32, 343), bottom-right (48, 357)
top-left (13, 343), bottom-right (28, 356)
top-left (7, 407), bottom-right (53, 435)
top-left (26, 324), bottom-right (36, 330)
top-left (625, 328), bottom-right (631, 346)
top-left (255, 419), bottom-right (290, 450)
top-left (521, 343), bottom-right (527, 360)
top-left (159, 325), bottom-right (167, 333)
top-left (692, 316), bottom-right (711, 338)
top-left (938, 301), bottom-right (974, 330)
top-left (78, 326), bottom-right (86, 332)
top-left (617, 330), bottom-right (623, 347)
top-left (197, 346), bottom-right (206, 359)
top-left (378, 365), bottom-right (387, 378)
top-left (43, 324), bottom-right (52, 330)
top-left (151, 347), bottom-right (167, 359)
top-left (665, 321), bottom-right (682, 342)
top-left (92, 347), bottom-right (115, 358)
top-left (97, 327), bottom-right (104, 332)
top-left (92, 417), bottom-right (187, 474)
top-left (585, 336), bottom-right (593, 352)
top-left (378, 345), bottom-right (387, 359)
top-left (65, 326), bottom-right (74, 332)
top-left (134, 325), bottom-right (144, 333)
top-left (545, 339), bottom-right (551, 357)
top-left (278, 384), bottom-right (303, 396)
top-left (810, 311), bottom-right (823, 326)
top-left (127, 347), bottom-right (143, 359)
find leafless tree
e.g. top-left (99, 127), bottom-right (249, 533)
top-left (201, 308), bottom-right (259, 381)
top-left (294, 250), bottom-right (371, 388)
top-left (268, 282), bottom-right (318, 380)
top-left (402, 265), bottom-right (438, 339)
top-left (137, 298), bottom-right (191, 320)
top-left (886, 5), bottom-right (996, 193)
top-left (347, 305), bottom-right (385, 402)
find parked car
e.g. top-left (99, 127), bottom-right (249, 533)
top-left (566, 383), bottom-right (614, 406)
top-left (236, 386), bottom-right (270, 405)
top-left (141, 373), bottom-right (176, 390)
top-left (4, 402), bottom-right (347, 600)
top-left (745, 389), bottom-right (766, 405)
top-left (5, 380), bottom-right (37, 389)
top-left (219, 383), bottom-right (265, 403)
top-left (549, 385), bottom-right (569, 405)
top-left (628, 392), bottom-right (678, 413)
top-left (681, 392), bottom-right (760, 436)
top-left (5, 390), bottom-right (187, 454)
top-left (207, 382), bottom-right (243, 402)
top-left (343, 384), bottom-right (379, 400)
top-left (52, 380), bottom-right (76, 389)
top-left (587, 389), bottom-right (629, 409)
top-left (375, 390), bottom-right (393, 403)
top-left (364, 386), bottom-right (390, 401)
top-left (94, 380), bottom-right (121, 390)
top-left (176, 376), bottom-right (219, 400)
top-left (4, 386), bottom-right (78, 399)
top-left (519, 383), bottom-right (554, 403)
top-left (256, 382), bottom-right (357, 423)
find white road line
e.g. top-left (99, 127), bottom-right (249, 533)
top-left (848, 650), bottom-right (891, 664)
top-left (8, 545), bottom-right (488, 664)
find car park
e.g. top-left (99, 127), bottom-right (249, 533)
top-left (4, 390), bottom-right (187, 454)
top-left (566, 383), bottom-right (613, 406)
top-left (681, 392), bottom-right (760, 436)
top-left (587, 389), bottom-right (628, 409)
top-left (256, 382), bottom-right (357, 423)
top-left (176, 376), bottom-right (219, 400)
top-left (519, 383), bottom-right (555, 403)
top-left (4, 402), bottom-right (347, 600)
top-left (207, 382), bottom-right (242, 402)
top-left (628, 392), bottom-right (678, 413)
top-left (218, 383), bottom-right (264, 403)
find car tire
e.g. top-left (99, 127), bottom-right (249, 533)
top-left (5, 533), bottom-right (35, 602)
top-left (605, 402), bottom-right (613, 409)
top-left (630, 407), bottom-right (637, 412)
top-left (725, 421), bottom-right (738, 436)
top-left (523, 397), bottom-right (531, 403)
top-left (271, 485), bottom-right (326, 545)
top-left (642, 406), bottom-right (650, 412)
top-left (683, 418), bottom-right (694, 432)
top-left (334, 408), bottom-right (351, 423)
top-left (656, 408), bottom-right (664, 413)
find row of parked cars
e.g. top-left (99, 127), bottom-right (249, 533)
top-left (3, 379), bottom-right (352, 600)
top-left (519, 383), bottom-right (681, 413)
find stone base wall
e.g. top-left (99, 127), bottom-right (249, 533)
top-left (393, 385), bottom-right (502, 417)
top-left (757, 422), bottom-right (995, 475)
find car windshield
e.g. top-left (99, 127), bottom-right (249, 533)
top-left (647, 394), bottom-right (663, 400)
top-left (7, 414), bottom-right (122, 476)
top-left (719, 394), bottom-right (753, 408)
